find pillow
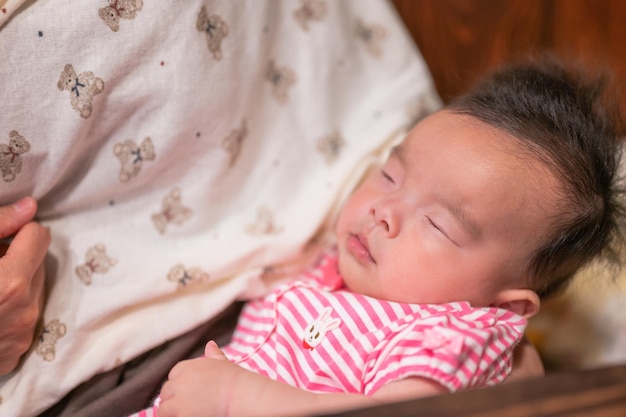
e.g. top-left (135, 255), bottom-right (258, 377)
top-left (0, 1), bottom-right (440, 415)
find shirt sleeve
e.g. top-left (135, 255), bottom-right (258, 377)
top-left (362, 309), bottom-right (526, 395)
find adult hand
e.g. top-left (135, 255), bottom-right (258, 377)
top-left (507, 336), bottom-right (545, 382)
top-left (0, 197), bottom-right (51, 375)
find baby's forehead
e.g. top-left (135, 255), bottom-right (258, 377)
top-left (400, 115), bottom-right (488, 157)
top-left (404, 111), bottom-right (557, 167)
top-left (399, 110), bottom-right (568, 226)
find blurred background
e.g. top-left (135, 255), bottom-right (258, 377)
top-left (392, 0), bottom-right (626, 106)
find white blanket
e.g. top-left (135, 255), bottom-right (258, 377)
top-left (0, 1), bottom-right (440, 415)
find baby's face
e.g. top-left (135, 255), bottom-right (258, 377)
top-left (335, 110), bottom-right (562, 307)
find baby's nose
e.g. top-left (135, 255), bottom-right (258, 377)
top-left (370, 200), bottom-right (400, 237)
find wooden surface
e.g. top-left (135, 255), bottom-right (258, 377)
top-left (323, 363), bottom-right (626, 417)
top-left (391, 0), bottom-right (626, 110)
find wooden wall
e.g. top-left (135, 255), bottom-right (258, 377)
top-left (391, 0), bottom-right (626, 112)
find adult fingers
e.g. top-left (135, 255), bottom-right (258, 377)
top-left (3, 221), bottom-right (51, 281)
top-left (0, 350), bottom-right (23, 375)
top-left (0, 197), bottom-right (37, 239)
top-left (0, 263), bottom-right (46, 375)
top-left (0, 228), bottom-right (48, 375)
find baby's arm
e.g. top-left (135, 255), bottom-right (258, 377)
top-left (157, 341), bottom-right (446, 417)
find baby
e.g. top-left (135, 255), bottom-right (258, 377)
top-left (135, 60), bottom-right (625, 417)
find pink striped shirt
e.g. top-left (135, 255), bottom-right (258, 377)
top-left (222, 249), bottom-right (527, 395)
top-left (128, 250), bottom-right (527, 416)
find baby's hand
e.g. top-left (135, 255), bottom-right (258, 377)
top-left (158, 341), bottom-right (241, 417)
top-left (204, 340), bottom-right (227, 359)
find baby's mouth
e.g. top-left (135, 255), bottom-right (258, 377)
top-left (346, 233), bottom-right (376, 264)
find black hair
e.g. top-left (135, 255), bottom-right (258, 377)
top-left (448, 57), bottom-right (626, 298)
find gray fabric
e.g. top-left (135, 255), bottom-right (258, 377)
top-left (39, 303), bottom-right (242, 417)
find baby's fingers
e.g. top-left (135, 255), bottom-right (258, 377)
top-left (204, 340), bottom-right (227, 360)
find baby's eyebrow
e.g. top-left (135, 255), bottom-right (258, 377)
top-left (440, 196), bottom-right (482, 240)
top-left (392, 143), bottom-right (482, 239)
top-left (389, 145), bottom-right (406, 164)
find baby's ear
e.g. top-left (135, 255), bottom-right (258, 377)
top-left (492, 289), bottom-right (540, 319)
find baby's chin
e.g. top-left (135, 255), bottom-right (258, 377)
top-left (335, 255), bottom-right (358, 290)
top-left (337, 266), bottom-right (381, 300)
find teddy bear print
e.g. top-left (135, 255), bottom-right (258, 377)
top-left (294, 0), bottom-right (328, 31)
top-left (196, 6), bottom-right (229, 60)
top-left (317, 130), bottom-right (345, 165)
top-left (246, 206), bottom-right (283, 236)
top-left (152, 187), bottom-right (193, 234)
top-left (0, 130), bottom-right (30, 182)
top-left (113, 137), bottom-right (156, 182)
top-left (99, 0), bottom-right (143, 32)
top-left (35, 319), bottom-right (67, 362)
top-left (57, 64), bottom-right (105, 119)
top-left (266, 60), bottom-right (297, 104)
top-left (167, 264), bottom-right (210, 288)
top-left (222, 119), bottom-right (247, 167)
top-left (75, 244), bottom-right (117, 285)
top-left (355, 19), bottom-right (387, 58)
